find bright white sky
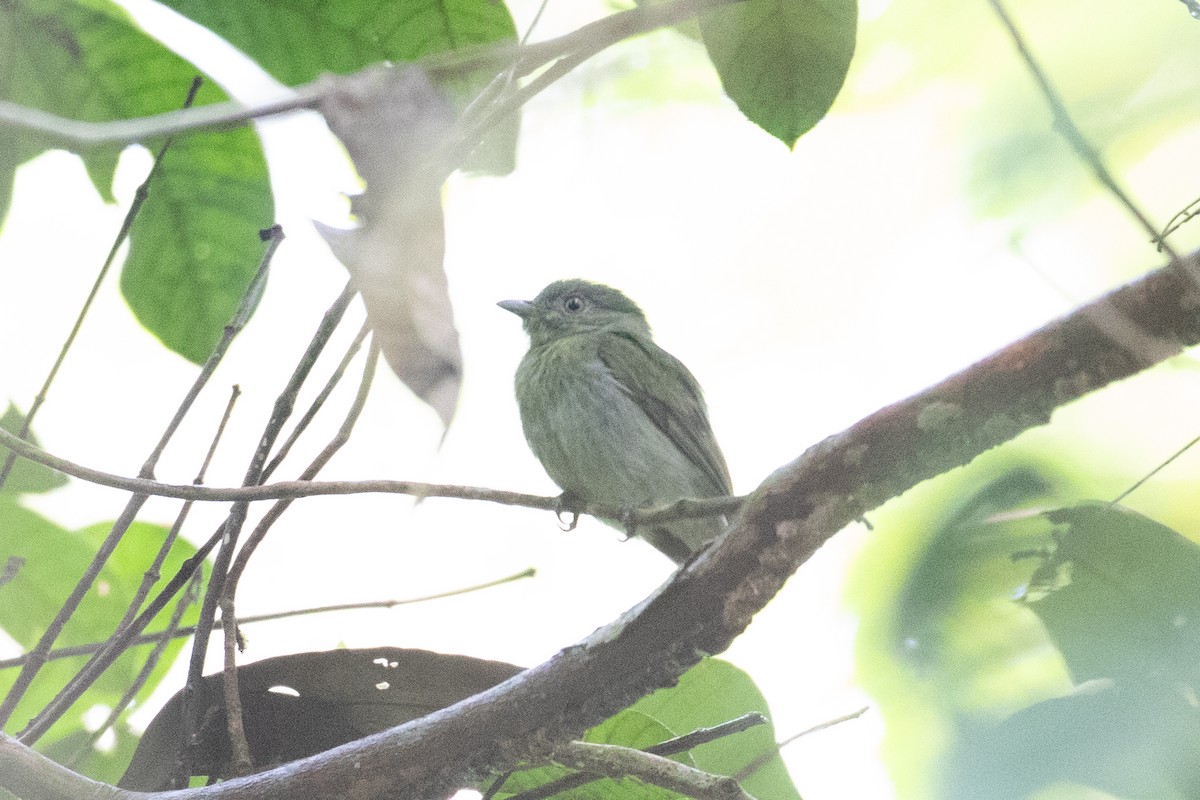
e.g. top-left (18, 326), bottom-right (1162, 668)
top-left (3, 1), bottom-right (1200, 798)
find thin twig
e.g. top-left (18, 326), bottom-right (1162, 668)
top-left (177, 276), bottom-right (356, 787)
top-left (1159, 195), bottom-right (1200, 248)
top-left (1110, 432), bottom-right (1200, 505)
top-left (66, 572), bottom-right (204, 767)
top-left (65, 386), bottom-right (240, 762)
top-left (13, 231), bottom-right (280, 744)
top-left (504, 713), bottom-right (767, 800)
top-left (444, 0), bottom-right (739, 169)
top-left (0, 425), bottom-right (745, 521)
top-left (0, 77), bottom-right (204, 491)
top-left (0, 567), bottom-right (536, 671)
top-left (733, 707), bottom-right (869, 782)
top-left (552, 741), bottom-right (755, 800)
top-left (226, 333), bottom-right (379, 594)
top-left (261, 324), bottom-right (371, 481)
top-left (112, 385), bottom-right (241, 671)
top-left (216, 334), bottom-right (380, 782)
top-left (983, 0), bottom-right (1178, 262)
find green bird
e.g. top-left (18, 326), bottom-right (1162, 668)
top-left (499, 279), bottom-right (732, 564)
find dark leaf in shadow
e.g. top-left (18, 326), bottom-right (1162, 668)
top-left (119, 646), bottom-right (523, 790)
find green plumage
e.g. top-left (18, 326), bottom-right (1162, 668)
top-left (500, 279), bottom-right (731, 563)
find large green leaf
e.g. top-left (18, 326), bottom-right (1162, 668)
top-left (845, 460), bottom-right (1075, 799)
top-left (495, 658), bottom-right (800, 800)
top-left (0, 502), bottom-right (203, 760)
top-left (156, 0), bottom-right (519, 174)
top-left (157, 0), bottom-right (517, 84)
top-left (942, 681), bottom-right (1200, 800)
top-left (938, 503), bottom-right (1200, 799)
top-left (493, 710), bottom-right (686, 800)
top-left (699, 0), bottom-right (857, 147)
top-left (120, 121), bottom-right (273, 363)
top-left (631, 658), bottom-right (801, 800)
top-left (1031, 503), bottom-right (1200, 686)
top-left (0, 0), bottom-right (274, 363)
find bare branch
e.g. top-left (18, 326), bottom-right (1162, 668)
top-left (552, 741), bottom-right (755, 800)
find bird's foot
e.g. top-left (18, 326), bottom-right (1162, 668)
top-left (553, 493), bottom-right (583, 531)
top-left (616, 506), bottom-right (638, 541)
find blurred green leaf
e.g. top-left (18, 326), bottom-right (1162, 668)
top-left (944, 682), bottom-right (1200, 800)
top-left (0, 405), bottom-right (69, 495)
top-left (846, 0), bottom-right (1200, 222)
top-left (157, 0), bottom-right (520, 175)
top-left (0, 503), bottom-right (202, 752)
top-left (846, 460), bottom-right (1075, 799)
top-left (0, 0), bottom-right (273, 364)
top-left (699, 0), bottom-right (857, 147)
top-left (885, 468), bottom-right (1060, 706)
top-left (1030, 503), bottom-right (1200, 686)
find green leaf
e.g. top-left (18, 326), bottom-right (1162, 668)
top-left (0, 502), bottom-right (203, 751)
top-left (156, 0), bottom-right (520, 174)
top-left (943, 681), bottom-right (1200, 800)
top-left (0, 0), bottom-right (274, 364)
top-left (844, 459), bottom-right (1077, 799)
top-left (1030, 502), bottom-right (1200, 686)
top-left (631, 659), bottom-right (801, 800)
top-left (496, 710), bottom-right (686, 800)
top-left (493, 659), bottom-right (797, 800)
top-left (120, 114), bottom-right (273, 363)
top-left (699, 0), bottom-right (857, 147)
top-left (0, 405), bottom-right (69, 495)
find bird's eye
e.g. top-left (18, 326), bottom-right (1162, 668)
top-left (564, 296), bottom-right (584, 313)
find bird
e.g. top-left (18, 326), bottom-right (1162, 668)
top-left (499, 279), bottom-right (732, 563)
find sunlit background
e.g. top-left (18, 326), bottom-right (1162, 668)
top-left (3, 0), bottom-right (1200, 797)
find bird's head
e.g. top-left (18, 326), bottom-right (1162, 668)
top-left (499, 279), bottom-right (650, 346)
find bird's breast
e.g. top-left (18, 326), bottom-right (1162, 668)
top-left (514, 343), bottom-right (706, 507)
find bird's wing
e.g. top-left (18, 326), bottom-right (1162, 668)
top-left (597, 331), bottom-right (732, 496)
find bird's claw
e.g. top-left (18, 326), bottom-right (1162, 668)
top-left (617, 506), bottom-right (638, 541)
top-left (553, 494), bottom-right (582, 531)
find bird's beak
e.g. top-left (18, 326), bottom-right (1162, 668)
top-left (497, 299), bottom-right (533, 318)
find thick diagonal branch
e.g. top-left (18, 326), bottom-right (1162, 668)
top-left (3, 252), bottom-right (1199, 800)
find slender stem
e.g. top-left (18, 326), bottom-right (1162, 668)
top-left (983, 0), bottom-right (1179, 262)
top-left (0, 77), bottom-right (203, 491)
top-left (261, 322), bottom-right (371, 481)
top-left (1111, 432), bottom-right (1200, 504)
top-left (12, 232), bottom-right (280, 743)
top-left (444, 0), bottom-right (739, 169)
top-left (552, 741), bottom-right (755, 800)
top-left (215, 332), bottom-right (379, 780)
top-left (64, 386), bottom-right (240, 762)
top-left (0, 425), bottom-right (747, 521)
top-left (503, 714), bottom-right (768, 800)
top-left (176, 279), bottom-right (357, 786)
top-left (65, 573), bottom-right (204, 767)
top-left (733, 707), bottom-right (869, 782)
top-left (0, 567), bottom-right (536, 671)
